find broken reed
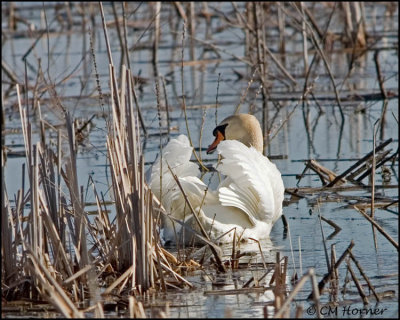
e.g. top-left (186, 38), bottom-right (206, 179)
top-left (1, 72), bottom-right (187, 316)
top-left (106, 63), bottom-right (155, 289)
top-left (2, 84), bottom-right (91, 315)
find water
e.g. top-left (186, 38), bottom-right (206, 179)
top-left (2, 2), bottom-right (398, 318)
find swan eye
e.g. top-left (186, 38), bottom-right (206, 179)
top-left (212, 124), bottom-right (228, 137)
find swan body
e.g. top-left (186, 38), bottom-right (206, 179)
top-left (150, 114), bottom-right (284, 244)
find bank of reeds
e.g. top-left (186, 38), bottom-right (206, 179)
top-left (2, 67), bottom-right (195, 316)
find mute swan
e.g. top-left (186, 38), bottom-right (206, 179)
top-left (150, 114), bottom-right (284, 244)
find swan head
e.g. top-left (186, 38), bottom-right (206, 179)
top-left (207, 114), bottom-right (263, 154)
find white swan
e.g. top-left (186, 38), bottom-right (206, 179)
top-left (150, 114), bottom-right (284, 244)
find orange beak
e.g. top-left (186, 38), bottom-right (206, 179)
top-left (206, 130), bottom-right (224, 154)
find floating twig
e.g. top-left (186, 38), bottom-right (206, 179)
top-left (325, 138), bottom-right (393, 187)
top-left (354, 206), bottom-right (398, 250)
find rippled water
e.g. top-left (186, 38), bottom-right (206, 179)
top-left (2, 2), bottom-right (398, 318)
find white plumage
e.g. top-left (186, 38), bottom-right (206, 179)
top-left (150, 114), bottom-right (285, 244)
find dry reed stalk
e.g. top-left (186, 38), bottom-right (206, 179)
top-left (2, 59), bottom-right (21, 86)
top-left (291, 3), bottom-right (345, 123)
top-left (155, 77), bottom-right (164, 207)
top-left (270, 252), bottom-right (284, 312)
top-left (300, 2), bottom-right (309, 76)
top-left (16, 188), bottom-right (28, 253)
top-left (249, 238), bottom-right (267, 269)
top-left (111, 2), bottom-right (125, 75)
top-left (370, 119), bottom-right (380, 221)
top-left (242, 266), bottom-right (274, 289)
top-left (329, 244), bottom-right (338, 302)
top-left (285, 219), bottom-right (298, 284)
top-left (308, 240), bottom-right (355, 299)
top-left (310, 269), bottom-right (321, 319)
top-left (344, 2), bottom-right (367, 48)
top-left (316, 203), bottom-right (330, 273)
top-left (63, 264), bottom-right (93, 286)
top-left (158, 260), bottom-right (193, 288)
top-left (319, 215), bottom-right (342, 238)
top-left (26, 247), bottom-right (84, 318)
top-left (374, 50), bottom-right (387, 99)
top-left (370, 119), bottom-right (380, 249)
top-left (262, 33), bottom-right (297, 86)
top-left (277, 3), bottom-right (286, 55)
top-left (274, 268), bottom-right (317, 318)
top-left (152, 2), bottom-right (161, 78)
top-left (342, 2), bottom-right (353, 45)
top-left (237, 2), bottom-right (296, 87)
top-left (234, 67), bottom-right (258, 114)
top-left (166, 163), bottom-right (226, 272)
top-left (65, 112), bottom-right (89, 272)
top-left (32, 145), bottom-right (40, 262)
top-left (103, 265), bottom-right (134, 295)
top-left (173, 2), bottom-right (187, 21)
top-left (38, 145), bottom-right (58, 230)
top-left (230, 228), bottom-right (237, 269)
top-left (179, 22), bottom-right (208, 172)
top-left (38, 186), bottom-right (75, 280)
top-left (154, 243), bottom-right (167, 292)
top-left (94, 302), bottom-right (105, 318)
top-left (120, 4), bottom-right (147, 137)
top-left (13, 83), bottom-right (99, 304)
top-left (7, 1), bottom-right (15, 30)
top-left (16, 84), bottom-right (32, 178)
top-left (251, 2), bottom-right (269, 151)
top-left (160, 77), bottom-right (171, 136)
top-left (295, 305), bottom-right (303, 318)
top-left (99, 2), bottom-right (114, 67)
top-left (347, 249), bottom-right (380, 301)
top-left (89, 177), bottom-right (113, 259)
top-left (1, 173), bottom-right (15, 284)
top-left (204, 287), bottom-right (271, 295)
top-left (305, 159), bottom-right (346, 185)
top-left (156, 245), bottom-right (182, 284)
top-left (188, 2), bottom-right (197, 92)
top-left (298, 236), bottom-right (303, 277)
top-left (353, 206), bottom-right (398, 250)
top-left (268, 82), bottom-right (314, 143)
top-left (129, 295), bottom-right (146, 318)
top-left (345, 259), bottom-right (369, 305)
top-left (104, 61), bottom-right (185, 293)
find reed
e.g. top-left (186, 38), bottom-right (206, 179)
top-left (274, 268), bottom-right (320, 318)
top-left (2, 66), bottom-right (202, 317)
top-left (3, 56), bottom-right (179, 317)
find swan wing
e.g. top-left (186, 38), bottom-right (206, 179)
top-left (150, 135), bottom-right (199, 197)
top-left (150, 135), bottom-right (214, 219)
top-left (216, 140), bottom-right (284, 224)
top-left (150, 135), bottom-right (200, 181)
